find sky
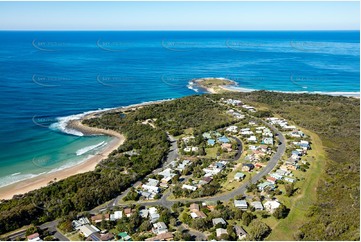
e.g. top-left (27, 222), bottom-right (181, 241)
top-left (0, 1), bottom-right (359, 30)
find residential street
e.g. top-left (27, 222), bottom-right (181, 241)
top-left (115, 121), bottom-right (286, 207)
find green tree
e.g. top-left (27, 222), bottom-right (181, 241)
top-left (273, 204), bottom-right (289, 219)
top-left (242, 212), bottom-right (253, 226)
top-left (248, 220), bottom-right (271, 240)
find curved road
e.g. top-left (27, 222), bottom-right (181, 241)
top-left (116, 121), bottom-right (286, 209)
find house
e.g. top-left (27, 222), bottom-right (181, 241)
top-left (149, 207), bottom-right (160, 223)
top-left (215, 162), bottom-right (226, 169)
top-left (123, 208), bottom-right (133, 217)
top-left (110, 211), bottom-right (122, 221)
top-left (139, 209), bottom-right (149, 218)
top-left (284, 177), bottom-right (295, 183)
top-left (190, 210), bottom-right (207, 219)
top-left (72, 217), bottom-right (91, 229)
top-left (79, 224), bottom-right (100, 238)
top-left (184, 146), bottom-right (199, 152)
top-left (207, 139), bottom-right (216, 146)
top-left (263, 137), bottom-right (273, 145)
top-left (264, 200), bottom-right (281, 213)
top-left (234, 172), bottom-right (245, 180)
top-left (221, 143), bottom-right (233, 152)
top-left (234, 226), bottom-right (248, 240)
top-left (255, 163), bottom-right (265, 169)
top-left (175, 159), bottom-right (190, 172)
top-left (87, 232), bottom-right (102, 241)
top-left (159, 168), bottom-right (176, 183)
top-left (100, 233), bottom-right (114, 241)
top-left (218, 136), bottom-right (230, 143)
top-left (118, 232), bottom-right (132, 241)
top-left (247, 136), bottom-right (257, 142)
top-left (275, 169), bottom-right (288, 176)
top-left (251, 201), bottom-right (264, 210)
top-left (146, 178), bottom-right (159, 187)
top-left (266, 176), bottom-right (277, 184)
top-left (234, 200), bottom-right (248, 210)
top-left (145, 232), bottom-right (174, 241)
top-left (224, 99), bottom-right (243, 106)
top-left (226, 125), bottom-right (238, 133)
top-left (91, 214), bottom-right (110, 223)
top-left (142, 184), bottom-right (160, 194)
top-left (139, 190), bottom-right (152, 200)
top-left (212, 218), bottom-right (227, 226)
top-left (242, 163), bottom-right (255, 172)
top-left (152, 222), bottom-right (168, 235)
top-left (216, 228), bottom-right (228, 238)
top-left (190, 203), bottom-right (200, 212)
top-left (202, 132), bottom-right (212, 139)
top-left (257, 181), bottom-right (275, 191)
top-left (270, 173), bottom-right (283, 180)
top-left (203, 167), bottom-right (221, 176)
top-left (182, 184), bottom-right (197, 191)
top-left (202, 176), bottom-right (213, 184)
top-left (27, 233), bottom-right (41, 241)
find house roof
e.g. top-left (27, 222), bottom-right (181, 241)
top-left (234, 225), bottom-right (247, 236)
top-left (212, 218), bottom-right (226, 225)
top-left (251, 201), bottom-right (264, 210)
top-left (190, 203), bottom-right (199, 211)
top-left (91, 214), bottom-right (110, 222)
top-left (145, 232), bottom-right (173, 241)
top-left (234, 172), bottom-right (245, 178)
top-left (79, 224), bottom-right (100, 238)
top-left (234, 200), bottom-right (248, 207)
top-left (27, 233), bottom-right (40, 240)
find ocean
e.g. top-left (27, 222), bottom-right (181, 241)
top-left (0, 31), bottom-right (359, 188)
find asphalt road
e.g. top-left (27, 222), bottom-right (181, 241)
top-left (91, 133), bottom-right (179, 213)
top-left (116, 120), bottom-right (286, 207)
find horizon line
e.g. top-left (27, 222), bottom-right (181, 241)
top-left (0, 29), bottom-right (360, 32)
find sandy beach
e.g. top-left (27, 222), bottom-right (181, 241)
top-left (0, 99), bottom-right (173, 200)
top-left (0, 113), bottom-right (127, 200)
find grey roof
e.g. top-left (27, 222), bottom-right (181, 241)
top-left (212, 218), bottom-right (226, 226)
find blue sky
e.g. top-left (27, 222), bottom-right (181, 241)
top-left (0, 1), bottom-right (359, 30)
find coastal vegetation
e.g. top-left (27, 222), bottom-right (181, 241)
top-left (0, 95), bottom-right (232, 235)
top-left (212, 91), bottom-right (360, 240)
top-left (0, 91), bottom-right (359, 241)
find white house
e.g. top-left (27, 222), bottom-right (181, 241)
top-left (182, 184), bottom-right (197, 191)
top-left (152, 222), bottom-right (168, 235)
top-left (234, 172), bottom-right (245, 180)
top-left (264, 200), bottom-right (281, 213)
top-left (247, 136), bottom-right (257, 142)
top-left (251, 201), bottom-right (264, 211)
top-left (79, 224), bottom-right (100, 238)
top-left (226, 125), bottom-right (238, 133)
top-left (110, 211), bottom-right (122, 221)
top-left (234, 200), bottom-right (248, 210)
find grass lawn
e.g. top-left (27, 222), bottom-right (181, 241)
top-left (67, 231), bottom-right (82, 241)
top-left (205, 147), bottom-right (218, 158)
top-left (266, 127), bottom-right (326, 240)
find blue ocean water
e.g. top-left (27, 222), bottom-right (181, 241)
top-left (0, 31), bottom-right (359, 188)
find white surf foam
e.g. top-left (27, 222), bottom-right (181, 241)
top-left (187, 81), bottom-right (199, 92)
top-left (0, 172), bottom-right (46, 188)
top-left (76, 141), bottom-right (106, 156)
top-left (49, 108), bottom-right (115, 136)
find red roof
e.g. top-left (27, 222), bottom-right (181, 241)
top-left (27, 233), bottom-right (40, 240)
top-left (267, 177), bottom-right (277, 182)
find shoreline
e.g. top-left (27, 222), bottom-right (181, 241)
top-left (0, 99), bottom-right (173, 200)
top-left (0, 88), bottom-right (358, 200)
top-left (193, 77), bottom-right (360, 98)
